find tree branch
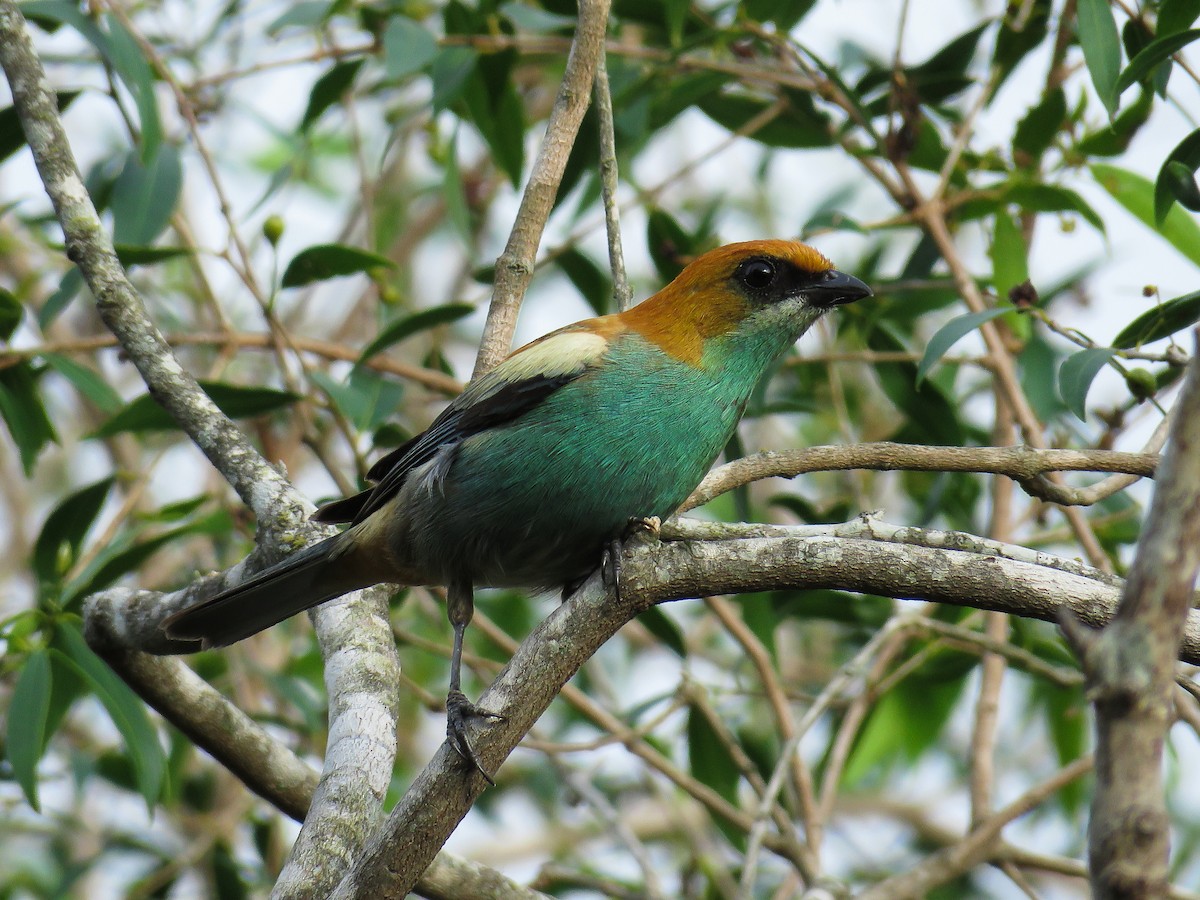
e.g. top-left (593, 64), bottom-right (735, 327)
top-left (685, 442), bottom-right (1158, 511)
top-left (472, 0), bottom-right (612, 376)
top-left (0, 5), bottom-right (405, 891)
top-left (1060, 334), bottom-right (1200, 897)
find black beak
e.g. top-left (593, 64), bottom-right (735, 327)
top-left (807, 269), bottom-right (872, 308)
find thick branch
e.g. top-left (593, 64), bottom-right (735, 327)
top-left (1062, 336), bottom-right (1200, 898)
top-left (332, 517), bottom-right (1200, 897)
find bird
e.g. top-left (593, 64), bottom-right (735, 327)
top-left (163, 239), bottom-right (871, 781)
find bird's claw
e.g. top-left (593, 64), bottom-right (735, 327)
top-left (446, 688), bottom-right (504, 784)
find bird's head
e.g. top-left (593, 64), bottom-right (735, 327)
top-left (623, 240), bottom-right (871, 365)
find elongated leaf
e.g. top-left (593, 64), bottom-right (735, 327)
top-left (990, 212), bottom-right (1030, 298)
top-left (0, 286), bottom-right (21, 340)
top-left (637, 606), bottom-right (686, 656)
top-left (1115, 28), bottom-right (1200, 95)
top-left (1159, 0), bottom-right (1200, 35)
top-left (43, 353), bottom-right (123, 414)
top-left (1059, 346), bottom-right (1115, 420)
top-left (916, 308), bottom-right (1012, 384)
top-left (0, 362), bottom-right (57, 473)
top-left (1112, 290), bottom-right (1200, 347)
top-left (281, 243), bottom-right (395, 288)
top-left (33, 476), bottom-right (115, 585)
top-left (357, 303), bottom-right (474, 365)
top-left (310, 367), bottom-right (407, 432)
top-left (67, 515), bottom-right (226, 604)
top-left (111, 145), bottom-right (183, 246)
top-left (1077, 0), bottom-right (1122, 115)
top-left (0, 91), bottom-right (79, 166)
top-left (300, 59), bottom-right (364, 132)
top-left (687, 702), bottom-right (744, 850)
top-left (6, 650), bottom-right (53, 811)
top-left (1092, 163), bottom-right (1200, 266)
top-left (54, 623), bottom-right (165, 810)
top-left (92, 382), bottom-right (299, 437)
top-left (1154, 128), bottom-right (1200, 223)
top-left (698, 92), bottom-right (830, 148)
top-left (557, 248), bottom-right (613, 315)
top-left (383, 17), bottom-right (438, 79)
top-left (38, 269), bottom-right (82, 330)
top-left (443, 132), bottom-right (471, 241)
top-left (1013, 87), bottom-right (1066, 162)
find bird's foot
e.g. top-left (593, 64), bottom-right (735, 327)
top-left (446, 689), bottom-right (504, 785)
top-left (601, 517), bottom-right (662, 603)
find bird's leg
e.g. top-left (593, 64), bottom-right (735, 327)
top-left (603, 516), bottom-right (663, 603)
top-left (445, 579), bottom-right (503, 784)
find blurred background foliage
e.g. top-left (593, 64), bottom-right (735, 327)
top-left (1, 0), bottom-right (1199, 896)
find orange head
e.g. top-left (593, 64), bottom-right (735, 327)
top-left (621, 240), bottom-right (871, 365)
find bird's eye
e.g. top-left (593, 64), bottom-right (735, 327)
top-left (739, 259), bottom-right (777, 290)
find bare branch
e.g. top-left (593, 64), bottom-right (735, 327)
top-left (472, 0), bottom-right (612, 376)
top-left (1061, 334), bottom-right (1200, 897)
top-left (685, 442), bottom-right (1158, 511)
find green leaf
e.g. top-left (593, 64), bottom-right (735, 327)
top-left (740, 0), bottom-right (817, 30)
top-left (461, 60), bottom-right (526, 188)
top-left (67, 518), bottom-right (225, 603)
top-left (1077, 0), bottom-right (1123, 115)
top-left (993, 0), bottom-right (1050, 89)
top-left (687, 702), bottom-right (744, 849)
top-left (267, 0), bottom-right (331, 34)
top-left (697, 91), bottom-right (831, 148)
top-left (1163, 160), bottom-right (1200, 211)
top-left (430, 46), bottom-right (478, 112)
top-left (1159, 0), bottom-right (1200, 35)
top-left (0, 286), bottom-right (21, 340)
top-left (1153, 128), bottom-right (1200, 223)
top-left (1059, 347), bottom-right (1115, 420)
top-left (92, 381), bottom-right (299, 437)
top-left (1115, 28), bottom-right (1200, 95)
top-left (916, 308), bottom-right (1012, 385)
top-left (1092, 163), bottom-right (1200, 266)
top-left (281, 243), bottom-right (395, 288)
top-left (442, 132), bottom-right (471, 241)
top-left (110, 145), bottom-right (183, 246)
top-left (383, 17), bottom-right (438, 79)
top-left (37, 269), bottom-right (82, 330)
top-left (990, 212), bottom-right (1030, 299)
top-left (54, 622), bottom-right (165, 810)
top-left (300, 59), bottom-right (365, 133)
top-left (637, 606), bottom-right (685, 657)
top-left (0, 361), bottom-right (57, 474)
top-left (646, 208), bottom-right (707, 281)
top-left (310, 367), bottom-right (407, 432)
top-left (1074, 87), bottom-right (1153, 156)
top-left (33, 476), bottom-right (115, 585)
top-left (842, 654), bottom-right (971, 786)
top-left (1112, 290), bottom-right (1200, 347)
top-left (358, 303), bottom-right (474, 365)
top-left (103, 15), bottom-right (162, 161)
top-left (20, 3), bottom-right (162, 158)
top-left (0, 91), bottom-right (79, 166)
top-left (6, 650), bottom-right (53, 811)
top-left (557, 248), bottom-right (613, 315)
top-left (43, 353), bottom-right (124, 414)
top-left (499, 2), bottom-right (578, 31)
top-left (1013, 87), bottom-right (1066, 162)
top-left (1004, 182), bottom-right (1106, 232)
top-left (114, 245), bottom-right (191, 267)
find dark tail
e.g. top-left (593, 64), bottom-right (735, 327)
top-left (162, 533), bottom-right (372, 648)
